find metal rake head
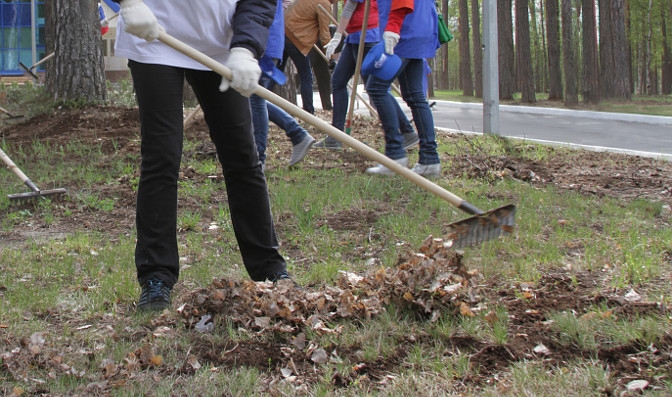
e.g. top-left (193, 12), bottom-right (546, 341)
top-left (447, 204), bottom-right (516, 249)
top-left (8, 188), bottom-right (67, 202)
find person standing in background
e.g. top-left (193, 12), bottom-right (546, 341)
top-left (250, 0), bottom-right (316, 169)
top-left (314, 0), bottom-right (381, 150)
top-left (365, 0), bottom-right (441, 177)
top-left (282, 0), bottom-right (338, 114)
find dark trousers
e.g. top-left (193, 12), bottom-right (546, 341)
top-left (129, 61), bottom-right (286, 287)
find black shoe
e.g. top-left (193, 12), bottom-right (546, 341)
top-left (265, 270), bottom-right (292, 283)
top-left (137, 278), bottom-right (171, 311)
top-left (402, 132), bottom-right (419, 150)
top-left (313, 136), bottom-right (342, 150)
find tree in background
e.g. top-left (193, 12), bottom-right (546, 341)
top-left (459, 0), bottom-right (474, 96)
top-left (515, 0), bottom-right (535, 103)
top-left (581, 0), bottom-right (600, 103)
top-left (546, 0), bottom-right (563, 99)
top-left (611, 0), bottom-right (631, 99)
top-left (561, 0), bottom-right (578, 105)
top-left (471, 0), bottom-right (483, 98)
top-left (598, 0), bottom-right (615, 99)
top-left (498, 0), bottom-right (515, 99)
top-left (44, 0), bottom-right (107, 103)
top-left (662, 2), bottom-right (672, 94)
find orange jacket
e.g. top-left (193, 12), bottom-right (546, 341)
top-left (285, 0), bottom-right (334, 55)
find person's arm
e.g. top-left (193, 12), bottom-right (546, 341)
top-left (221, 0), bottom-right (277, 96)
top-left (317, 0), bottom-right (333, 47)
top-left (113, 0), bottom-right (163, 41)
top-left (325, 0), bottom-right (357, 58)
top-left (383, 0), bottom-right (413, 54)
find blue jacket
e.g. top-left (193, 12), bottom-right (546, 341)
top-left (265, 0), bottom-right (285, 59)
top-left (378, 0), bottom-right (439, 59)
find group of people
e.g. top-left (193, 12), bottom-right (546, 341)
top-left (110, 0), bottom-right (440, 311)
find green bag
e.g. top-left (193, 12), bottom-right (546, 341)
top-left (438, 14), bottom-right (453, 44)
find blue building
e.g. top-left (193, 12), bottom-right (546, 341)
top-left (0, 1), bottom-right (45, 75)
top-left (0, 1), bottom-right (125, 80)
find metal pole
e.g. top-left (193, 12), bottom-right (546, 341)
top-left (482, 0), bottom-right (500, 135)
top-left (31, 0), bottom-right (36, 67)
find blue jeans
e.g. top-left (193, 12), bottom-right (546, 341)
top-left (331, 42), bottom-right (375, 131)
top-left (128, 61), bottom-right (286, 285)
top-left (251, 74), bottom-right (308, 164)
top-left (269, 37), bottom-right (315, 114)
top-left (367, 58), bottom-right (439, 164)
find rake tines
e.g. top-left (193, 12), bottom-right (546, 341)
top-left (447, 204), bottom-right (516, 249)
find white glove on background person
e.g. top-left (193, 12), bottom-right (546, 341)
top-left (383, 31), bottom-right (400, 55)
top-left (325, 33), bottom-right (342, 59)
top-left (119, 0), bottom-right (163, 41)
top-left (219, 48), bottom-right (260, 97)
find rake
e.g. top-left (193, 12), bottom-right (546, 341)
top-left (0, 147), bottom-right (67, 202)
top-left (157, 32), bottom-right (516, 249)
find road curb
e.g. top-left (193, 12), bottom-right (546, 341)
top-left (434, 100), bottom-right (672, 126)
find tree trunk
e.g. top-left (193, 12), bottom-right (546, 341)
top-left (546, 0), bottom-right (563, 100)
top-left (581, 0), bottom-right (599, 104)
top-left (498, 0), bottom-right (515, 99)
top-left (44, 0), bottom-right (107, 103)
top-left (598, 0), bottom-right (615, 99)
top-left (561, 0), bottom-right (578, 106)
top-left (611, 0), bottom-right (631, 98)
top-left (440, 0), bottom-right (450, 90)
top-left (471, 0), bottom-right (483, 98)
top-left (645, 0), bottom-right (653, 94)
top-left (459, 0), bottom-right (474, 96)
top-left (662, 4), bottom-right (672, 95)
top-left (515, 0), bottom-right (535, 103)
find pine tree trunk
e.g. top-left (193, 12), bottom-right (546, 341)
top-left (44, 0), bottom-right (107, 103)
top-left (581, 0), bottom-right (600, 104)
top-left (561, 0), bottom-right (578, 106)
top-left (498, 0), bottom-right (515, 99)
top-left (611, 0), bottom-right (631, 98)
top-left (471, 0), bottom-right (483, 98)
top-left (440, 0), bottom-right (450, 90)
top-left (662, 4), bottom-right (672, 95)
top-left (459, 0), bottom-right (474, 96)
top-left (598, 0), bottom-right (615, 99)
top-left (515, 0), bottom-right (535, 103)
top-left (546, 0), bottom-right (563, 100)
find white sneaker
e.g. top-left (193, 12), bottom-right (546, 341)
top-left (411, 163), bottom-right (441, 177)
top-left (366, 157), bottom-right (408, 176)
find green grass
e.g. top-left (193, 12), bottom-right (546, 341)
top-left (1, 84), bottom-right (671, 395)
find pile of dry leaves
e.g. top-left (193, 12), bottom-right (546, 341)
top-left (178, 235), bottom-right (482, 335)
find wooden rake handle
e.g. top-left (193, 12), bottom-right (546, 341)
top-left (157, 32), bottom-right (482, 215)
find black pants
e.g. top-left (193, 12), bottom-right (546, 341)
top-left (129, 61), bottom-right (286, 287)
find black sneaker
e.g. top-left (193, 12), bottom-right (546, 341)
top-left (137, 278), bottom-right (171, 311)
top-left (402, 132), bottom-right (419, 150)
top-left (265, 270), bottom-right (292, 283)
top-left (313, 136), bottom-right (342, 150)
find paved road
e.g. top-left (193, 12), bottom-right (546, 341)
top-left (309, 91), bottom-right (672, 161)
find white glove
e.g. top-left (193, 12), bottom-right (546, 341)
top-left (325, 33), bottom-right (342, 59)
top-left (383, 31), bottom-right (400, 55)
top-left (219, 48), bottom-right (260, 97)
top-left (119, 0), bottom-right (164, 41)
top-left (100, 18), bottom-right (109, 28)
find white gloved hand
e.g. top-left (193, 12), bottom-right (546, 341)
top-left (383, 31), bottom-right (400, 55)
top-left (325, 33), bottom-right (342, 59)
top-left (219, 48), bottom-right (260, 97)
top-left (119, 0), bottom-right (164, 41)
